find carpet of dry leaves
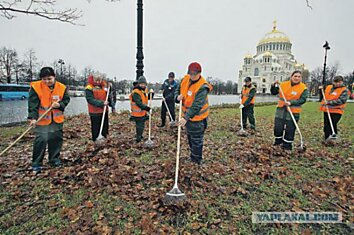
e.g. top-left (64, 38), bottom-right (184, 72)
top-left (0, 103), bottom-right (353, 234)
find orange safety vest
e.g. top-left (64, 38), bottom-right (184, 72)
top-left (180, 75), bottom-right (213, 121)
top-left (86, 82), bottom-right (107, 114)
top-left (31, 81), bottom-right (66, 126)
top-left (241, 85), bottom-right (256, 105)
top-left (129, 88), bottom-right (148, 117)
top-left (320, 85), bottom-right (347, 115)
top-left (277, 81), bottom-right (307, 114)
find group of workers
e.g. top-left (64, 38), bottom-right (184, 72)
top-left (26, 63), bottom-right (350, 173)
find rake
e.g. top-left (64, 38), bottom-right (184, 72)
top-left (163, 103), bottom-right (186, 205)
top-left (95, 85), bottom-right (110, 146)
top-left (162, 97), bottom-right (176, 126)
top-left (278, 85), bottom-right (305, 152)
top-left (320, 88), bottom-right (337, 142)
top-left (144, 90), bottom-right (155, 148)
top-left (0, 106), bottom-right (53, 157)
top-left (237, 95), bottom-right (248, 136)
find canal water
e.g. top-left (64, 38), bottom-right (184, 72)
top-left (0, 95), bottom-right (278, 125)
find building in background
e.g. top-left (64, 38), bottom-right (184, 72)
top-left (238, 21), bottom-right (308, 94)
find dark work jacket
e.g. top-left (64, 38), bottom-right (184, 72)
top-left (161, 79), bottom-right (177, 101)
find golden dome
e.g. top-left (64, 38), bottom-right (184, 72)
top-left (258, 21), bottom-right (290, 46)
top-left (264, 51), bottom-right (272, 56)
top-left (244, 54), bottom-right (253, 59)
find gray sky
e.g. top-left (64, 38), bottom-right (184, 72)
top-left (1, 0), bottom-right (353, 83)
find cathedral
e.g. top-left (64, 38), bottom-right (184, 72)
top-left (238, 21), bottom-right (308, 94)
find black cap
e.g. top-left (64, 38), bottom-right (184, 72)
top-left (39, 67), bottom-right (55, 78)
top-left (333, 75), bottom-right (343, 82)
top-left (244, 77), bottom-right (251, 82)
top-left (168, 72), bottom-right (175, 78)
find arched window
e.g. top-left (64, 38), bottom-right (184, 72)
top-left (254, 68), bottom-right (259, 76)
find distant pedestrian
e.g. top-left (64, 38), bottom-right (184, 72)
top-left (28, 67), bottom-right (70, 173)
top-left (158, 72), bottom-right (177, 127)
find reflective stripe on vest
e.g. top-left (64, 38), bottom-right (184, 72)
top-left (277, 81), bottom-right (307, 114)
top-left (86, 83), bottom-right (108, 114)
top-left (319, 85), bottom-right (347, 114)
top-left (130, 88), bottom-right (148, 117)
top-left (241, 86), bottom-right (256, 105)
top-left (31, 81), bottom-right (66, 126)
top-left (180, 75), bottom-right (212, 121)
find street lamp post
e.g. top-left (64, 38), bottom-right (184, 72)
top-left (58, 59), bottom-right (65, 83)
top-left (322, 41), bottom-right (330, 86)
top-left (136, 0), bottom-right (144, 80)
top-left (320, 41), bottom-right (330, 101)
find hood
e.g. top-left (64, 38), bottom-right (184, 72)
top-left (88, 75), bottom-right (105, 87)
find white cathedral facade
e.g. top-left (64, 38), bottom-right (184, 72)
top-left (238, 22), bottom-right (308, 94)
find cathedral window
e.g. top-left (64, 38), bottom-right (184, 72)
top-left (254, 68), bottom-right (259, 76)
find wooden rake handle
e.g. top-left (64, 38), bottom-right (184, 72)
top-left (174, 102), bottom-right (183, 186)
top-left (0, 106), bottom-right (53, 157)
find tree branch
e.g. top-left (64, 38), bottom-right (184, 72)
top-left (306, 0), bottom-right (313, 10)
top-left (0, 5), bottom-right (82, 24)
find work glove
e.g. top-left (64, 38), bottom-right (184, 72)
top-left (239, 104), bottom-right (244, 109)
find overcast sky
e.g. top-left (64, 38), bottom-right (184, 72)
top-left (1, 0), bottom-right (353, 83)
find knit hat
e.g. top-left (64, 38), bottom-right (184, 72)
top-left (138, 76), bottom-right (147, 84)
top-left (39, 67), bottom-right (55, 78)
top-left (168, 72), bottom-right (175, 78)
top-left (244, 77), bottom-right (251, 82)
top-left (333, 75), bottom-right (343, 82)
top-left (188, 62), bottom-right (202, 73)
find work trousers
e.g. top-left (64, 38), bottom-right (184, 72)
top-left (323, 112), bottom-right (341, 140)
top-left (132, 116), bottom-right (149, 142)
top-left (273, 117), bottom-right (298, 150)
top-left (161, 99), bottom-right (176, 124)
top-left (32, 129), bottom-right (63, 167)
top-left (90, 113), bottom-right (109, 141)
top-left (242, 104), bottom-right (256, 129)
top-left (186, 119), bottom-right (208, 163)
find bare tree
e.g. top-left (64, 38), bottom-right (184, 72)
top-left (0, 0), bottom-right (119, 24)
top-left (309, 63), bottom-right (340, 96)
top-left (22, 48), bottom-right (38, 81)
top-left (0, 47), bottom-right (18, 83)
top-left (66, 63), bottom-right (78, 86)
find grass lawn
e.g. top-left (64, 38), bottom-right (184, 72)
top-left (0, 102), bottom-right (353, 234)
